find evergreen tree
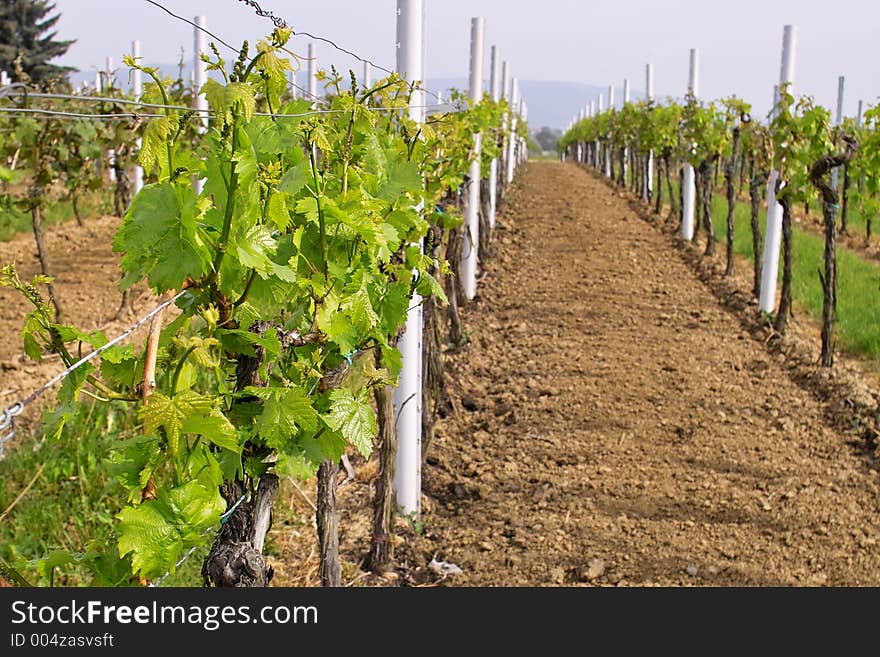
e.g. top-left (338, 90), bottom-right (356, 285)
top-left (0, 0), bottom-right (75, 86)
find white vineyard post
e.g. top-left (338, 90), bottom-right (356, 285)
top-left (605, 84), bottom-right (614, 177)
top-left (759, 24), bottom-right (797, 314)
top-left (461, 16), bottom-right (485, 302)
top-left (308, 43), bottom-right (318, 105)
top-left (132, 40), bottom-right (144, 195)
top-left (488, 45), bottom-right (500, 231)
top-left (518, 99), bottom-right (525, 165)
top-left (585, 103), bottom-right (592, 165)
top-left (363, 61), bottom-right (372, 90)
top-left (581, 106), bottom-right (587, 164)
top-left (579, 106), bottom-right (587, 163)
top-left (513, 79), bottom-right (520, 173)
top-left (596, 94), bottom-right (604, 169)
top-left (92, 68), bottom-right (103, 182)
top-left (645, 63), bottom-right (654, 202)
top-left (0, 71), bottom-right (8, 86)
top-left (623, 78), bottom-right (630, 184)
top-left (516, 98), bottom-right (521, 166)
top-left (578, 106), bottom-right (585, 163)
top-left (360, 62), bottom-right (370, 107)
top-left (392, 0), bottom-right (425, 517)
top-left (681, 48), bottom-right (699, 240)
top-left (106, 56), bottom-right (117, 183)
top-left (857, 99), bottom-right (864, 127)
top-left (501, 61), bottom-right (510, 189)
top-left (307, 43), bottom-right (318, 162)
top-left (105, 56), bottom-right (114, 88)
top-left (193, 16), bottom-right (208, 195)
top-left (193, 18), bottom-right (208, 131)
top-left (421, 0), bottom-right (427, 93)
top-left (506, 78), bottom-right (519, 184)
top-left (831, 75), bottom-right (845, 192)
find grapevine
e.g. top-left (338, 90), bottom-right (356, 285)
top-left (0, 27), bottom-right (516, 586)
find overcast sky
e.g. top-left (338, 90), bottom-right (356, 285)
top-left (50, 0), bottom-right (880, 122)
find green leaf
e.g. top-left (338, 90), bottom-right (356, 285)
top-left (246, 386), bottom-right (319, 450)
top-left (288, 427), bottom-right (347, 466)
top-left (234, 224), bottom-right (277, 276)
top-left (117, 481), bottom-right (223, 580)
top-left (233, 225), bottom-right (298, 282)
top-left (174, 362), bottom-right (197, 393)
top-left (140, 391), bottom-right (213, 456)
top-left (249, 119), bottom-right (298, 162)
top-left (166, 481), bottom-right (225, 539)
top-left (41, 363), bottom-right (94, 440)
top-left (139, 115), bottom-right (177, 173)
top-left (387, 208), bottom-right (424, 240)
top-left (323, 388), bottom-right (377, 458)
top-left (380, 344), bottom-right (403, 379)
top-left (378, 278), bottom-right (412, 335)
top-left (23, 333), bottom-right (42, 362)
top-left (108, 436), bottom-right (164, 503)
top-left (266, 192), bottom-right (291, 231)
top-left (279, 160), bottom-right (310, 197)
top-left (379, 160), bottom-right (422, 202)
top-left (226, 82), bottom-right (257, 122)
top-left (295, 196), bottom-right (319, 223)
top-left (415, 272), bottom-right (448, 305)
top-left (275, 452), bottom-right (319, 481)
top-left (100, 345), bottom-right (140, 390)
top-left (84, 540), bottom-right (133, 587)
top-left (316, 299), bottom-right (358, 355)
top-left (181, 409), bottom-right (240, 453)
top-left (113, 182), bottom-right (210, 293)
top-left (202, 79), bottom-right (228, 117)
top-left (342, 284), bottom-right (379, 333)
top-left (116, 503), bottom-right (180, 580)
top-left (35, 551), bottom-right (80, 584)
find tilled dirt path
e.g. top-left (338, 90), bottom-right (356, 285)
top-left (418, 161), bottom-right (880, 586)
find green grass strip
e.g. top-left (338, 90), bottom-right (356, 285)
top-left (708, 192), bottom-right (880, 358)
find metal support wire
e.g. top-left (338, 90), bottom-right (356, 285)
top-left (0, 101), bottom-right (456, 124)
top-left (0, 291), bottom-right (188, 458)
top-left (144, 0), bottom-right (444, 103)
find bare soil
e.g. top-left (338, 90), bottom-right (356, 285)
top-left (272, 161), bottom-right (880, 587)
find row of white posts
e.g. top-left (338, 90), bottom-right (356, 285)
top-left (567, 23), bottom-right (857, 327)
top-left (394, 0), bottom-right (527, 515)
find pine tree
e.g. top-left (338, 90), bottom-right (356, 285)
top-left (0, 0), bottom-right (75, 86)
